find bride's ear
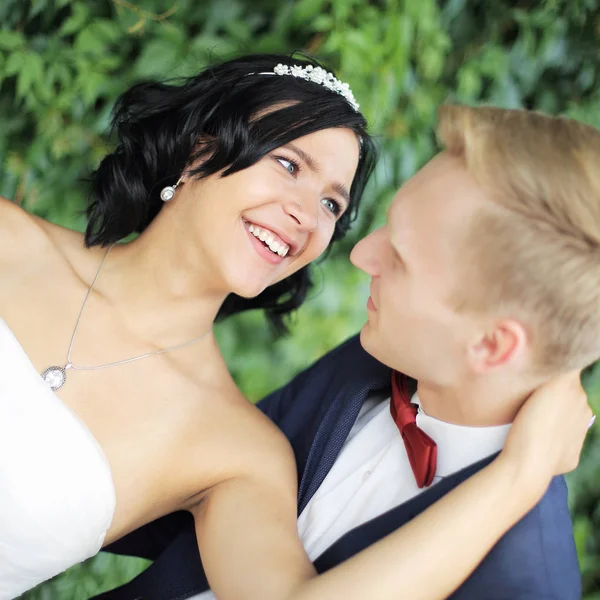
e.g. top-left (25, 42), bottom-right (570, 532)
top-left (183, 136), bottom-right (218, 178)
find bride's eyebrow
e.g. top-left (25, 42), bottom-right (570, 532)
top-left (284, 143), bottom-right (351, 205)
top-left (332, 182), bottom-right (350, 206)
top-left (284, 143), bottom-right (319, 172)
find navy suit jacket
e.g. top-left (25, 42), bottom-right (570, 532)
top-left (96, 335), bottom-right (581, 600)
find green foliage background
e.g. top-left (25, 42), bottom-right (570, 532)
top-left (1, 0), bottom-right (599, 597)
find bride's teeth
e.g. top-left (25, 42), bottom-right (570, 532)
top-left (247, 221), bottom-right (290, 257)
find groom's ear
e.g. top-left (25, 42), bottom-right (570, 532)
top-left (467, 318), bottom-right (529, 373)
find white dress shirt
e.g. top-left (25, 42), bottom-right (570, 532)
top-left (191, 393), bottom-right (510, 599)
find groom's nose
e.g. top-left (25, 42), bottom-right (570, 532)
top-left (350, 227), bottom-right (385, 276)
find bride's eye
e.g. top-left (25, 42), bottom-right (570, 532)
top-left (275, 156), bottom-right (300, 175)
top-left (321, 198), bottom-right (343, 217)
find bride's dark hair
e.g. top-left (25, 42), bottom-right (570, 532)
top-left (86, 53), bottom-right (376, 332)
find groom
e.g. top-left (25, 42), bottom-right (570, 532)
top-left (97, 105), bottom-right (600, 599)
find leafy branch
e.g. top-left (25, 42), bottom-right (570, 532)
top-left (110, 0), bottom-right (179, 33)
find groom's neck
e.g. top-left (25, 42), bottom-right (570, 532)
top-left (415, 374), bottom-right (537, 427)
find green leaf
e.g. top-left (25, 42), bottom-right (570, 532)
top-left (312, 13), bottom-right (333, 32)
top-left (58, 2), bottom-right (90, 37)
top-left (291, 0), bottom-right (329, 25)
top-left (29, 0), bottom-right (48, 19)
top-left (4, 50), bottom-right (25, 76)
top-left (91, 19), bottom-right (122, 43)
top-left (133, 38), bottom-right (182, 78)
top-left (74, 20), bottom-right (122, 57)
top-left (77, 70), bottom-right (106, 106)
top-left (456, 65), bottom-right (482, 100)
top-left (0, 29), bottom-right (25, 50)
top-left (16, 52), bottom-right (44, 100)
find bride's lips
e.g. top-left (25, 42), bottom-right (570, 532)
top-left (243, 218), bottom-right (299, 256)
top-left (367, 281), bottom-right (378, 311)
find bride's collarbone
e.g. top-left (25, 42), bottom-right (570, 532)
top-left (54, 349), bottom-right (230, 433)
top-left (4, 284), bottom-right (230, 464)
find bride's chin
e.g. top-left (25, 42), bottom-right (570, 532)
top-left (225, 260), bottom-right (288, 299)
top-left (229, 278), bottom-right (269, 300)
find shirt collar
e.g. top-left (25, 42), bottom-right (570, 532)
top-left (412, 393), bottom-right (511, 478)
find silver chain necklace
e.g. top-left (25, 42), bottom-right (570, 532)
top-left (41, 244), bottom-right (212, 392)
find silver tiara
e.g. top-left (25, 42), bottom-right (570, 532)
top-left (258, 63), bottom-right (359, 112)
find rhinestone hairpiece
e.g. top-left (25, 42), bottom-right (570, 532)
top-left (259, 63), bottom-right (359, 112)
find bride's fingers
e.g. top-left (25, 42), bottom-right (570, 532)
top-left (505, 369), bottom-right (593, 478)
top-left (555, 375), bottom-right (593, 473)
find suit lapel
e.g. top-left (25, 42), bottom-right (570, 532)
top-left (297, 372), bottom-right (390, 514)
top-left (297, 365), bottom-right (415, 515)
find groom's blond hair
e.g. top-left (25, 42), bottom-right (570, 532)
top-left (437, 104), bottom-right (600, 372)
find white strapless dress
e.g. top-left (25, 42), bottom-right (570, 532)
top-left (0, 319), bottom-right (116, 599)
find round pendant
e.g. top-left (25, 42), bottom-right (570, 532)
top-left (41, 366), bottom-right (67, 391)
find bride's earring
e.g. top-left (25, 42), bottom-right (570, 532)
top-left (160, 175), bottom-right (184, 202)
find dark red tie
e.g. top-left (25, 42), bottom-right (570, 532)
top-left (390, 370), bottom-right (438, 488)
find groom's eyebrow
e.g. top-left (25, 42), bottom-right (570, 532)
top-left (285, 143), bottom-right (351, 205)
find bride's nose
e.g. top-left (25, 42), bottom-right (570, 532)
top-left (283, 195), bottom-right (319, 232)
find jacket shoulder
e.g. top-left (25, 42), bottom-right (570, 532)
top-left (451, 476), bottom-right (580, 600)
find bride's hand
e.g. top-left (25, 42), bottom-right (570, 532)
top-left (500, 371), bottom-right (593, 497)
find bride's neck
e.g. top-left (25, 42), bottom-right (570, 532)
top-left (90, 224), bottom-right (227, 340)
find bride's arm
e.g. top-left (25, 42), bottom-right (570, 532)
top-left (192, 372), bottom-right (591, 600)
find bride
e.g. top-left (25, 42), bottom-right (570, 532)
top-left (0, 53), bottom-right (592, 600)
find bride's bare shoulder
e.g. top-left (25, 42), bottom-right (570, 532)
top-left (0, 196), bottom-right (49, 246)
top-left (0, 196), bottom-right (47, 256)
top-left (0, 196), bottom-right (82, 261)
